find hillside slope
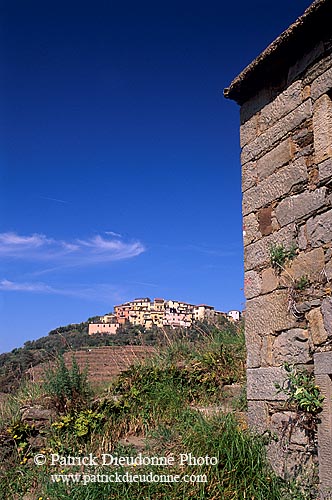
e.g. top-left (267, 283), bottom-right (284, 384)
top-left (27, 345), bottom-right (156, 386)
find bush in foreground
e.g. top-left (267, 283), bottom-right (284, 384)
top-left (0, 326), bottom-right (308, 499)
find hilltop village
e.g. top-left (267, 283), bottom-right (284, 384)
top-left (88, 297), bottom-right (241, 335)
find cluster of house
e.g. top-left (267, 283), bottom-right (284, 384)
top-left (88, 297), bottom-right (241, 335)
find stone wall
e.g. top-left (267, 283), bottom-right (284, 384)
top-left (240, 42), bottom-right (332, 492)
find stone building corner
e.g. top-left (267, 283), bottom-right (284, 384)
top-left (225, 1), bottom-right (332, 497)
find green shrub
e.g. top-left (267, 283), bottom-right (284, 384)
top-left (269, 243), bottom-right (297, 271)
top-left (52, 408), bottom-right (105, 440)
top-left (276, 363), bottom-right (324, 414)
top-left (0, 326), bottom-right (309, 500)
top-left (293, 275), bottom-right (310, 291)
top-left (42, 355), bottom-right (92, 412)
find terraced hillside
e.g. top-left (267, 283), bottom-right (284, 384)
top-left (27, 345), bottom-right (156, 386)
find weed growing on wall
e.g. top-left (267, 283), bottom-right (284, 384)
top-left (276, 363), bottom-right (324, 415)
top-left (275, 362), bottom-right (324, 451)
top-left (293, 276), bottom-right (311, 291)
top-left (269, 243), bottom-right (297, 272)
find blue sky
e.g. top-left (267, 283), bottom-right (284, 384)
top-left (0, 0), bottom-right (313, 353)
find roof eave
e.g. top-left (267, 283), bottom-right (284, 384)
top-left (224, 0), bottom-right (330, 105)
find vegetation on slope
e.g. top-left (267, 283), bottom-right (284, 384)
top-left (0, 317), bottom-right (235, 393)
top-left (0, 325), bottom-right (307, 499)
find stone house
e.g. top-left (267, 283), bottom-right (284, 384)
top-left (224, 0), bottom-right (332, 496)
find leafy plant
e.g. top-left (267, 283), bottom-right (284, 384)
top-left (293, 275), bottom-right (310, 291)
top-left (269, 243), bottom-right (297, 271)
top-left (52, 408), bottom-right (105, 439)
top-left (42, 355), bottom-right (92, 412)
top-left (276, 363), bottom-right (324, 414)
top-left (6, 420), bottom-right (36, 463)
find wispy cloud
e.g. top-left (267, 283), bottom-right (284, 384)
top-left (0, 279), bottom-right (124, 303)
top-left (153, 242), bottom-right (241, 257)
top-left (0, 232), bottom-right (145, 268)
top-left (0, 279), bottom-right (52, 293)
top-left (105, 231), bottom-right (122, 238)
top-left (126, 280), bottom-right (160, 288)
top-left (186, 244), bottom-right (240, 257)
top-left (38, 196), bottom-right (69, 204)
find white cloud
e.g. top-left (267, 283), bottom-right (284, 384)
top-left (0, 231), bottom-right (145, 267)
top-left (0, 279), bottom-right (124, 303)
top-left (105, 231), bottom-right (122, 238)
top-left (0, 232), bottom-right (49, 250)
top-left (0, 279), bottom-right (52, 293)
top-left (38, 196), bottom-right (69, 204)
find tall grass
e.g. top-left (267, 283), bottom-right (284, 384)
top-left (0, 378), bottom-right (44, 429)
top-left (1, 412), bottom-right (301, 500)
top-left (0, 326), bottom-right (308, 499)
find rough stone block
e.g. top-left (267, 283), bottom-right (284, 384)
top-left (275, 188), bottom-right (327, 227)
top-left (319, 158), bottom-right (332, 182)
top-left (242, 158), bottom-right (307, 215)
top-left (246, 329), bottom-right (262, 369)
top-left (271, 446), bottom-right (315, 481)
top-left (247, 400), bottom-right (269, 432)
top-left (326, 259), bottom-right (332, 281)
top-left (322, 297), bottom-right (332, 337)
top-left (274, 329), bottom-right (310, 364)
top-left (292, 126), bottom-right (314, 160)
top-left (298, 224), bottom-right (308, 251)
top-left (284, 247), bottom-right (325, 283)
top-left (271, 216), bottom-right (280, 233)
top-left (307, 168), bottom-right (319, 191)
top-left (261, 268), bottom-right (279, 294)
top-left (313, 358), bottom-right (332, 497)
top-left (307, 308), bottom-right (328, 346)
top-left (288, 43), bottom-right (324, 85)
top-left (259, 81), bottom-right (303, 133)
top-left (246, 290), bottom-right (297, 338)
top-left (244, 270), bottom-right (261, 299)
top-left (303, 50), bottom-right (332, 84)
top-left (245, 224), bottom-right (296, 271)
top-left (247, 367), bottom-right (287, 400)
top-left (313, 94), bottom-right (332, 164)
top-left (301, 85), bottom-right (311, 101)
top-left (267, 439), bottom-right (286, 477)
top-left (242, 161), bottom-right (258, 192)
top-left (306, 209), bottom-right (332, 247)
top-left (258, 206), bottom-right (273, 236)
top-left (241, 100), bottom-right (312, 164)
top-left (240, 114), bottom-right (259, 148)
top-left (267, 411), bottom-right (311, 478)
top-left (21, 405), bottom-right (57, 430)
top-left (256, 137), bottom-right (294, 181)
top-left (311, 65), bottom-right (332, 101)
top-left (290, 424), bottom-right (309, 446)
top-left (325, 247), bottom-right (332, 263)
top-left (240, 87), bottom-right (276, 125)
top-left (243, 213), bottom-right (259, 246)
top-left (314, 351), bottom-right (332, 375)
top-left (261, 335), bottom-right (274, 367)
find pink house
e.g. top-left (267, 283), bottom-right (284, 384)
top-left (88, 323), bottom-right (119, 335)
